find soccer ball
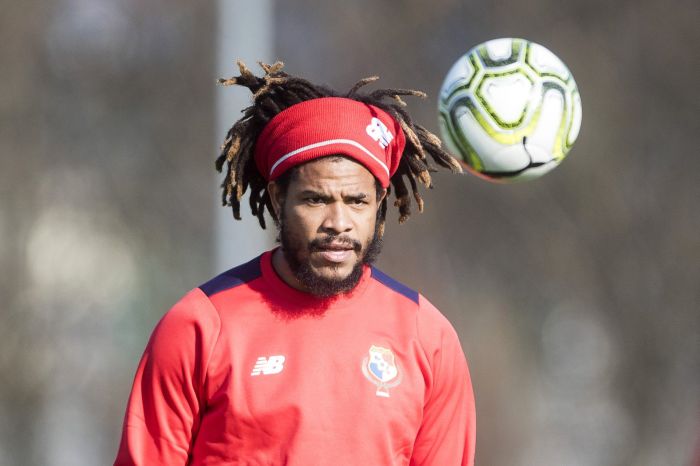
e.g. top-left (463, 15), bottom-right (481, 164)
top-left (438, 38), bottom-right (582, 182)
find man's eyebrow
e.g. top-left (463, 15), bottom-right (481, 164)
top-left (298, 190), bottom-right (332, 199)
top-left (343, 192), bottom-right (369, 201)
top-left (297, 190), bottom-right (370, 201)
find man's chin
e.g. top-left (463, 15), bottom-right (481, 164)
top-left (293, 259), bottom-right (365, 298)
top-left (308, 266), bottom-right (356, 283)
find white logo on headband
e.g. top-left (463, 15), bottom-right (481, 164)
top-left (366, 117), bottom-right (394, 149)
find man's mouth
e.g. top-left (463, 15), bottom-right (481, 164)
top-left (318, 249), bottom-right (353, 263)
top-left (310, 238), bottom-right (360, 264)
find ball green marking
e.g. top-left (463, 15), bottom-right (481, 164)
top-left (524, 42), bottom-right (570, 81)
top-left (475, 69), bottom-right (535, 129)
top-left (540, 81), bottom-right (570, 161)
top-left (563, 89), bottom-right (580, 151)
top-left (440, 105), bottom-right (485, 171)
top-left (443, 54), bottom-right (482, 103)
top-left (476, 40), bottom-right (523, 67)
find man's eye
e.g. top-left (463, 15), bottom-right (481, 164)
top-left (305, 197), bottom-right (324, 205)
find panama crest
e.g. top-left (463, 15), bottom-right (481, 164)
top-left (362, 345), bottom-right (402, 397)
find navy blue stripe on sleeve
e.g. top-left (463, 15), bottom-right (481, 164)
top-left (370, 267), bottom-right (419, 304)
top-left (199, 255), bottom-right (262, 297)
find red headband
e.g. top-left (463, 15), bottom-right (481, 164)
top-left (254, 97), bottom-right (406, 188)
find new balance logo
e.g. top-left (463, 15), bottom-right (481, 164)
top-left (366, 117), bottom-right (394, 149)
top-left (251, 355), bottom-right (286, 376)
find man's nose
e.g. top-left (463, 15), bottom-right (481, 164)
top-left (321, 203), bottom-right (352, 233)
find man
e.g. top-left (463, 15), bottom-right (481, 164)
top-left (115, 61), bottom-right (476, 465)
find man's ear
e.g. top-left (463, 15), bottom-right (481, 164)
top-left (268, 181), bottom-right (283, 219)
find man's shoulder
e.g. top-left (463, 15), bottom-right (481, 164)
top-left (367, 267), bottom-right (459, 350)
top-left (368, 266), bottom-right (420, 305)
top-left (198, 254), bottom-right (264, 298)
top-left (367, 266), bottom-right (442, 315)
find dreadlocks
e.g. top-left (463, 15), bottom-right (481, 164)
top-left (215, 61), bottom-right (462, 235)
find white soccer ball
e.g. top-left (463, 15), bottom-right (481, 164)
top-left (438, 38), bottom-right (582, 182)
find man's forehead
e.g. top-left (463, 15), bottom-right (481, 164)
top-left (290, 156), bottom-right (377, 192)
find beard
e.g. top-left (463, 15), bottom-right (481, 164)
top-left (279, 219), bottom-right (383, 298)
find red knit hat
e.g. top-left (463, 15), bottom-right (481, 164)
top-left (254, 97), bottom-right (406, 188)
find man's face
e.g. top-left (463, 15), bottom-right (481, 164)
top-left (269, 156), bottom-right (385, 297)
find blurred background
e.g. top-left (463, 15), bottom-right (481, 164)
top-left (1, 0), bottom-right (698, 464)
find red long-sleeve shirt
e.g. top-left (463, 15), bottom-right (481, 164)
top-left (115, 250), bottom-right (476, 465)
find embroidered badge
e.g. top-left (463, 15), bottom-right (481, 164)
top-left (362, 345), bottom-right (402, 397)
top-left (366, 117), bottom-right (394, 149)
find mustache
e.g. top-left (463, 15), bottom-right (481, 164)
top-left (308, 236), bottom-right (362, 253)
